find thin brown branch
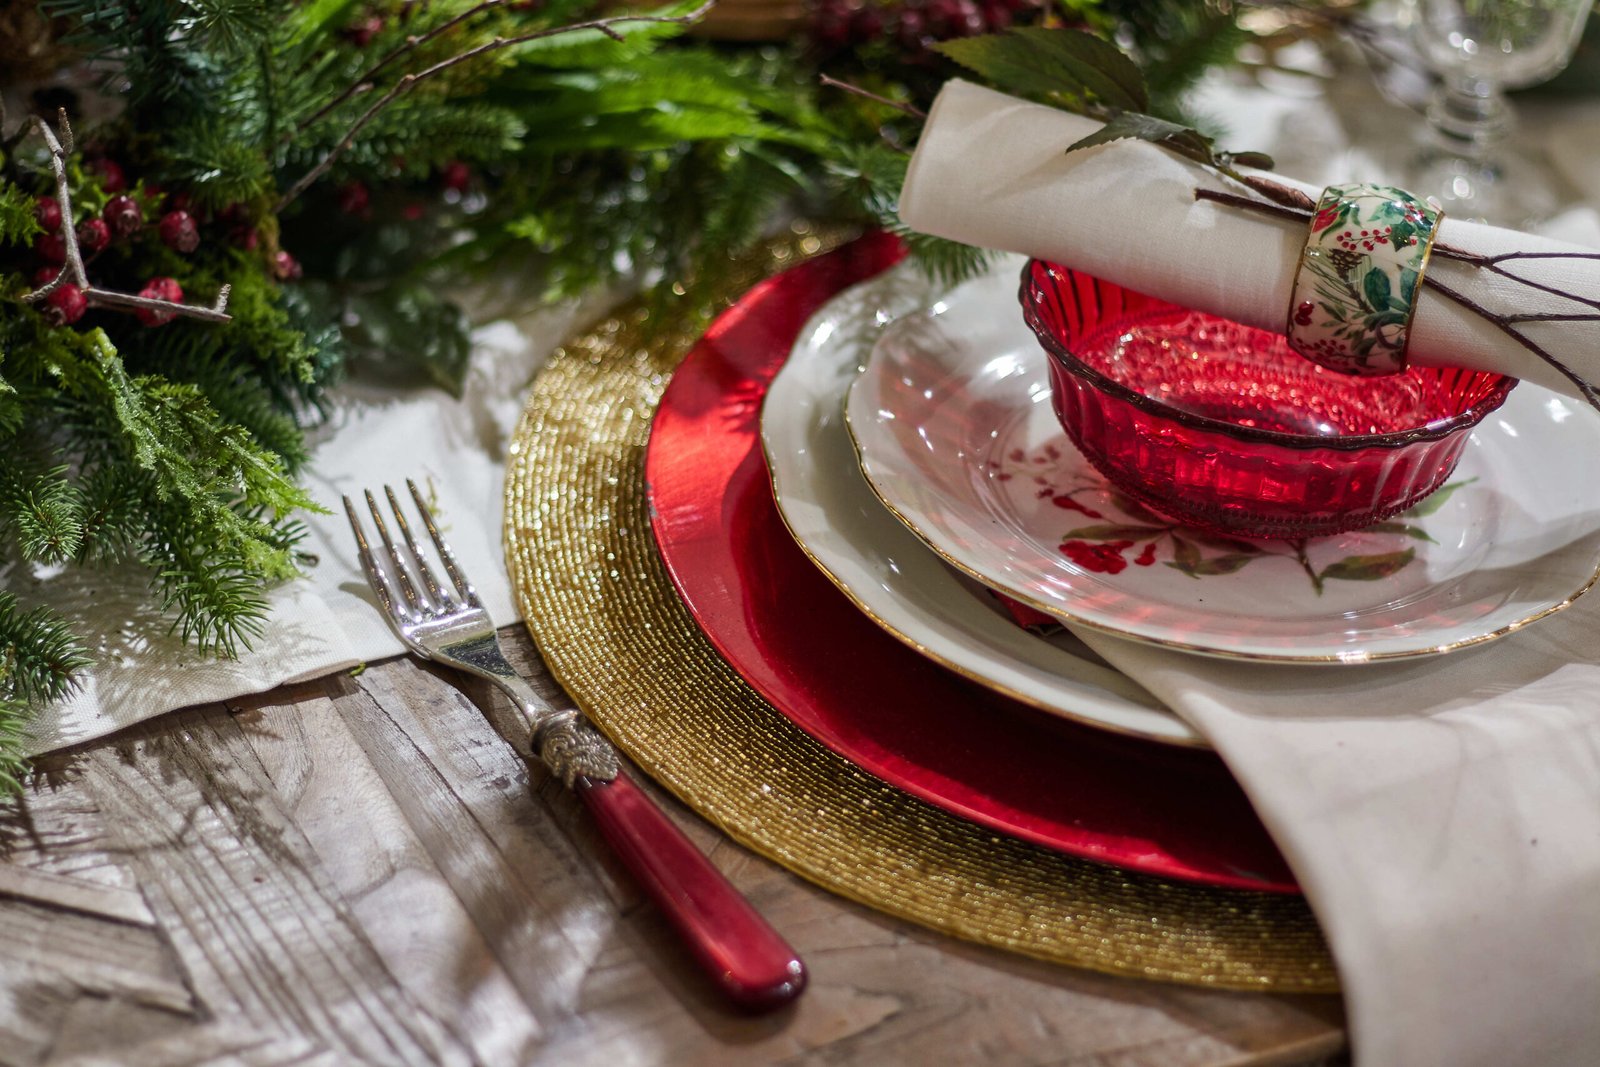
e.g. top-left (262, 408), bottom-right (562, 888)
top-left (1193, 188), bottom-right (1309, 227)
top-left (818, 74), bottom-right (928, 121)
top-left (82, 288), bottom-right (232, 323)
top-left (283, 0), bottom-right (505, 148)
top-left (274, 1), bottom-right (717, 213)
top-left (16, 112), bottom-right (231, 325)
top-left (1427, 276), bottom-right (1600, 410)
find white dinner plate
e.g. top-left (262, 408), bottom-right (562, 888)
top-left (844, 267), bottom-right (1600, 664)
top-left (761, 259), bottom-right (1194, 745)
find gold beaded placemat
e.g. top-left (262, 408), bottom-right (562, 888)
top-left (502, 233), bottom-right (1337, 991)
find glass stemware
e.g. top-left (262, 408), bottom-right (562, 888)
top-left (1402, 0), bottom-right (1594, 223)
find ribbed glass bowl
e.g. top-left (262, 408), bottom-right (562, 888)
top-left (1019, 260), bottom-right (1518, 539)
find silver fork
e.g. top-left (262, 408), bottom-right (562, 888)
top-left (345, 480), bottom-right (806, 1012)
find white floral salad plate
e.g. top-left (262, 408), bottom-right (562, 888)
top-left (760, 259), bottom-right (1194, 745)
top-left (844, 268), bottom-right (1600, 664)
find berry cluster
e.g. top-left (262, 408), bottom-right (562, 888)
top-left (22, 153), bottom-right (308, 328)
top-left (811, 0), bottom-right (1038, 57)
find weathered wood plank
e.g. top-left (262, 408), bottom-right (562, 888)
top-left (233, 676), bottom-right (543, 1067)
top-left (74, 705), bottom-right (477, 1067)
top-left (0, 627), bottom-right (1346, 1067)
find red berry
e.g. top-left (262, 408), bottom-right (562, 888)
top-left (86, 158), bottom-right (126, 192)
top-left (949, 0), bottom-right (984, 34)
top-left (272, 250), bottom-right (303, 281)
top-left (159, 210), bottom-right (200, 253)
top-left (440, 160), bottom-right (471, 192)
top-left (76, 217), bottom-right (110, 255)
top-left (231, 226), bottom-right (260, 250)
top-left (45, 284), bottom-right (88, 326)
top-left (136, 277), bottom-right (183, 327)
top-left (401, 201), bottom-right (426, 221)
top-left (36, 232), bottom-right (67, 264)
top-left (33, 266), bottom-right (60, 286)
top-left (982, 1), bottom-right (1012, 30)
top-left (851, 6), bottom-right (886, 41)
top-left (342, 15), bottom-right (383, 46)
top-left (897, 7), bottom-right (927, 44)
top-left (35, 196), bottom-right (62, 233)
top-left (338, 182), bottom-right (370, 217)
top-left (103, 194), bottom-right (143, 238)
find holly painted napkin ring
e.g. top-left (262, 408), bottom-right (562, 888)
top-left (1286, 184), bottom-right (1443, 376)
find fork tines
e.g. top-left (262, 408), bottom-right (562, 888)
top-left (343, 479), bottom-right (480, 624)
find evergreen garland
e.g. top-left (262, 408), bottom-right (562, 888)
top-left (0, 0), bottom-right (1265, 787)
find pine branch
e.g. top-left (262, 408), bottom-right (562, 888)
top-left (274, 0), bottom-right (718, 212)
top-left (0, 593), bottom-right (91, 705)
top-left (0, 693), bottom-right (30, 796)
top-left (284, 0), bottom-right (510, 147)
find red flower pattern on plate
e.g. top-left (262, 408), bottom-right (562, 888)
top-left (1061, 539), bottom-right (1134, 574)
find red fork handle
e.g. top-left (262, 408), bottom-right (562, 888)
top-left (576, 770), bottom-right (807, 1012)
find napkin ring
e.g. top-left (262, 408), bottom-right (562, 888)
top-left (1286, 183), bottom-right (1442, 376)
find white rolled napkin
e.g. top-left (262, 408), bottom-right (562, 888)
top-left (901, 81), bottom-right (1600, 1065)
top-left (900, 80), bottom-right (1600, 401)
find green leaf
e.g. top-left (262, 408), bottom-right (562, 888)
top-left (1189, 553), bottom-right (1258, 576)
top-left (1362, 268), bottom-right (1392, 313)
top-left (1188, 530), bottom-right (1262, 554)
top-left (1364, 522), bottom-right (1438, 544)
top-left (1171, 535), bottom-right (1201, 568)
top-left (1320, 548), bottom-right (1417, 582)
top-left (1063, 523), bottom-right (1168, 541)
top-left (1400, 477), bottom-right (1478, 517)
top-left (1398, 266), bottom-right (1420, 305)
top-left (1228, 151), bottom-right (1276, 170)
top-left (1065, 111), bottom-right (1215, 166)
top-left (935, 28), bottom-right (1148, 112)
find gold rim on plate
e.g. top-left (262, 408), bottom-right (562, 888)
top-left (502, 230), bottom-right (1337, 991)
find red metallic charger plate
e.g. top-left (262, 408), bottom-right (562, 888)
top-left (643, 233), bottom-right (1296, 893)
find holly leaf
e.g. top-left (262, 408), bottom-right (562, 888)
top-left (1398, 266), bottom-right (1420, 305)
top-left (1365, 521), bottom-right (1437, 544)
top-left (935, 28), bottom-right (1148, 112)
top-left (1362, 268), bottom-right (1392, 313)
top-left (1065, 112), bottom-right (1215, 167)
top-left (1188, 554), bottom-right (1258, 576)
top-left (1320, 549), bottom-right (1416, 582)
top-left (1063, 523), bottom-right (1167, 541)
top-left (1400, 477), bottom-right (1478, 518)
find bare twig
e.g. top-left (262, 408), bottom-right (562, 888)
top-left (1192, 183), bottom-right (1600, 410)
top-left (818, 74), bottom-right (928, 121)
top-left (283, 0), bottom-right (506, 148)
top-left (274, 1), bottom-right (717, 213)
top-left (16, 112), bottom-right (231, 324)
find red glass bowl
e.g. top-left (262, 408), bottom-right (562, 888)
top-left (1019, 260), bottom-right (1517, 539)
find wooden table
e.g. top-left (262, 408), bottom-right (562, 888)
top-left (0, 627), bottom-right (1347, 1066)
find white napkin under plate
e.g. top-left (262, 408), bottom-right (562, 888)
top-left (899, 79), bottom-right (1600, 1066)
top-left (900, 79), bottom-right (1600, 403)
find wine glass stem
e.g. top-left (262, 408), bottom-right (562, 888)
top-left (1426, 75), bottom-right (1511, 161)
